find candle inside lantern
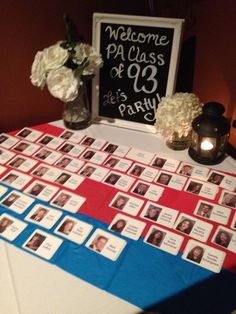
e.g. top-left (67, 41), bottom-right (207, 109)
top-left (201, 139), bottom-right (214, 151)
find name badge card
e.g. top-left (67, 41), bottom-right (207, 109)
top-left (177, 162), bottom-right (209, 180)
top-left (211, 226), bottom-right (236, 253)
top-left (54, 216), bottom-right (93, 244)
top-left (53, 171), bottom-right (84, 190)
top-left (0, 170), bottom-right (32, 189)
top-left (79, 163), bottom-right (109, 182)
top-left (125, 147), bottom-right (154, 165)
top-left (16, 128), bottom-right (43, 142)
top-left (131, 180), bottom-right (164, 201)
top-left (140, 201), bottom-right (179, 228)
top-left (207, 170), bottom-right (236, 192)
top-left (184, 179), bottom-right (218, 200)
top-left (144, 225), bottom-right (184, 255)
top-left (54, 156), bottom-right (84, 173)
top-left (37, 133), bottom-right (64, 150)
top-left (103, 171), bottom-right (135, 192)
top-left (33, 148), bottom-right (62, 164)
top-left (86, 228), bottom-right (127, 261)
top-left (109, 192), bottom-right (144, 216)
top-left (80, 149), bottom-right (108, 165)
top-left (50, 190), bottom-right (86, 213)
top-left (174, 213), bottom-right (213, 242)
top-left (0, 147), bottom-right (16, 164)
top-left (59, 129), bottom-right (85, 143)
top-left (0, 213), bottom-right (27, 241)
top-left (182, 239), bottom-right (226, 273)
top-left (0, 133), bottom-right (19, 149)
top-left (109, 213), bottom-right (146, 240)
top-left (25, 204), bottom-right (62, 229)
top-left (103, 142), bottom-right (130, 157)
top-left (150, 155), bottom-right (180, 172)
top-left (7, 156), bottom-right (38, 172)
top-left (24, 180), bottom-right (59, 202)
top-left (194, 200), bottom-right (231, 225)
top-left (81, 136), bottom-right (107, 150)
top-left (231, 213), bottom-right (236, 230)
top-left (0, 190), bottom-right (35, 214)
top-left (12, 140), bottom-right (40, 156)
top-left (31, 164), bottom-right (60, 181)
top-left (218, 190), bottom-right (236, 209)
top-left (103, 156), bottom-right (133, 172)
top-left (0, 185), bottom-right (8, 198)
top-left (23, 229), bottom-right (63, 260)
top-left (128, 163), bottom-right (159, 182)
top-left (58, 142), bottom-right (86, 157)
top-left (155, 171), bottom-right (187, 190)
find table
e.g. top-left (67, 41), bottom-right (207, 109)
top-left (1, 120), bottom-right (236, 314)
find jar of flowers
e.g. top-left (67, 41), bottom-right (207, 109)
top-left (30, 15), bottom-right (103, 130)
top-left (155, 92), bottom-right (202, 150)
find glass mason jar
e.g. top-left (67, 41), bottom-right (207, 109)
top-left (166, 131), bottom-right (192, 150)
top-left (63, 81), bottom-right (91, 130)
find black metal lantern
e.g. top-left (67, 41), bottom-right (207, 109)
top-left (188, 102), bottom-right (230, 165)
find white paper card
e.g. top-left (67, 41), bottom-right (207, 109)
top-left (31, 164), bottom-right (60, 181)
top-left (177, 162), bottom-right (209, 180)
top-left (53, 171), bottom-right (84, 190)
top-left (104, 157), bottom-right (132, 172)
top-left (150, 155), bottom-right (180, 172)
top-left (0, 134), bottom-right (19, 148)
top-left (54, 156), bottom-right (84, 172)
top-left (109, 192), bottom-right (144, 216)
top-left (86, 228), bottom-right (126, 261)
top-left (0, 147), bottom-right (16, 164)
top-left (182, 239), bottom-right (226, 273)
top-left (103, 142), bottom-right (130, 157)
top-left (103, 172), bottom-right (135, 192)
top-left (207, 170), bottom-right (236, 192)
top-left (0, 213), bottom-right (27, 241)
top-left (125, 147), bottom-right (154, 165)
top-left (211, 226), bottom-right (236, 253)
top-left (81, 136), bottom-right (107, 150)
top-left (218, 190), bottom-right (236, 209)
top-left (79, 163), bottom-right (109, 182)
top-left (58, 142), bottom-right (85, 157)
top-left (80, 149), bottom-right (108, 165)
top-left (55, 216), bottom-right (93, 244)
top-left (23, 229), bottom-right (63, 260)
top-left (0, 190), bottom-right (35, 214)
top-left (12, 141), bottom-right (40, 156)
top-left (16, 128), bottom-right (43, 142)
top-left (37, 134), bottom-right (64, 150)
top-left (128, 163), bottom-right (159, 182)
top-left (8, 156), bottom-right (38, 172)
top-left (59, 130), bottom-right (85, 143)
top-left (144, 225), bottom-right (184, 255)
top-left (24, 180), bottom-right (59, 201)
top-left (0, 170), bottom-right (32, 189)
top-left (50, 190), bottom-right (86, 213)
top-left (33, 148), bottom-right (62, 164)
top-left (131, 180), bottom-right (164, 201)
top-left (185, 179), bottom-right (218, 200)
top-left (155, 171), bottom-right (187, 190)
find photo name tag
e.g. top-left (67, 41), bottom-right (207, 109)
top-left (211, 226), bottom-right (236, 253)
top-left (182, 239), bottom-right (226, 273)
top-left (0, 133), bottom-right (19, 149)
top-left (53, 171), bottom-right (84, 190)
top-left (140, 201), bottom-right (179, 228)
top-left (23, 229), bottom-right (63, 260)
top-left (58, 141), bottom-right (86, 157)
top-left (0, 190), bottom-right (35, 214)
top-left (12, 140), bottom-right (40, 156)
top-left (177, 162), bottom-right (209, 180)
top-left (25, 204), bottom-right (62, 229)
top-left (50, 190), bottom-right (86, 213)
top-left (31, 164), bottom-right (60, 181)
top-left (0, 147), bottom-right (16, 164)
top-left (0, 213), bottom-right (27, 241)
top-left (79, 163), bottom-right (109, 182)
top-left (194, 200), bottom-right (231, 225)
top-left (131, 180), bottom-right (164, 201)
top-left (185, 179), bottom-right (218, 200)
top-left (125, 147), bottom-right (154, 165)
top-left (207, 170), bottom-right (236, 192)
top-left (86, 228), bottom-right (127, 261)
top-left (24, 180), bottom-right (59, 202)
top-left (54, 156), bottom-right (84, 173)
top-left (109, 213), bottom-right (146, 240)
top-left (103, 171), bottom-right (135, 192)
top-left (150, 155), bottom-right (180, 172)
top-left (144, 225), bottom-right (184, 255)
top-left (0, 170), bottom-right (32, 189)
top-left (103, 156), bottom-right (133, 172)
top-left (16, 127), bottom-right (43, 142)
top-left (218, 190), bottom-right (236, 209)
top-left (174, 213), bottom-right (213, 242)
top-left (81, 136), bottom-right (107, 150)
top-left (55, 215), bottom-right (93, 244)
top-left (59, 129), bottom-right (85, 143)
top-left (128, 163), bottom-right (159, 182)
top-left (80, 149), bottom-right (108, 165)
top-left (109, 192), bottom-right (144, 216)
top-left (37, 133), bottom-right (64, 150)
top-left (7, 155), bottom-right (38, 172)
top-left (103, 142), bottom-right (130, 157)
top-left (33, 148), bottom-right (62, 164)
top-left (155, 171), bottom-right (187, 190)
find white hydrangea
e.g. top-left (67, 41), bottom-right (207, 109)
top-left (155, 93), bottom-right (202, 137)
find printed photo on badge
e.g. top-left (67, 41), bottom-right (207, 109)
top-left (195, 201), bottom-right (213, 219)
top-left (145, 227), bottom-right (166, 247)
top-left (132, 182), bottom-right (150, 196)
top-left (212, 228), bottom-right (233, 248)
top-left (32, 165), bottom-right (50, 178)
top-left (151, 156), bottom-right (167, 168)
top-left (129, 164), bottom-right (145, 177)
top-left (185, 180), bottom-right (203, 195)
top-left (175, 216), bottom-right (195, 234)
top-left (80, 165), bottom-right (96, 177)
top-left (156, 172), bottom-right (172, 186)
top-left (88, 234), bottom-right (108, 253)
top-left (24, 232), bottom-right (47, 251)
top-left (0, 216), bottom-right (14, 234)
top-left (110, 194), bottom-right (129, 210)
top-left (51, 192), bottom-right (71, 208)
top-left (34, 148), bottom-right (52, 160)
top-left (219, 191), bottom-right (236, 209)
top-left (1, 192), bottom-right (20, 207)
top-left (178, 163), bottom-right (193, 176)
top-left (104, 173), bottom-right (121, 186)
top-left (207, 172), bottom-right (224, 185)
top-left (143, 204), bottom-right (162, 221)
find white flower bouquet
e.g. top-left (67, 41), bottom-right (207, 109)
top-left (30, 15), bottom-right (103, 102)
top-left (155, 92), bottom-right (202, 138)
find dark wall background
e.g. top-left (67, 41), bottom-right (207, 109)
top-left (1, 0), bottom-right (235, 146)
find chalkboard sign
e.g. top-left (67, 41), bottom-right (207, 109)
top-left (92, 13), bottom-right (184, 132)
